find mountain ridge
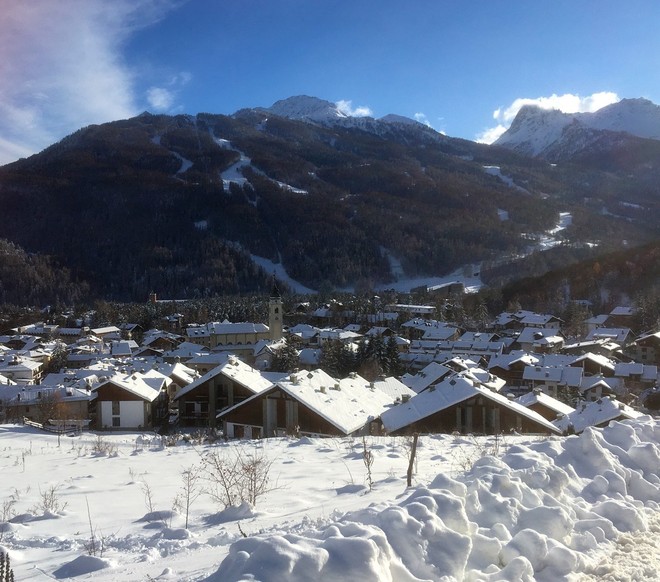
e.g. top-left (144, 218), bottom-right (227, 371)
top-left (495, 98), bottom-right (660, 160)
top-left (0, 95), bottom-right (658, 303)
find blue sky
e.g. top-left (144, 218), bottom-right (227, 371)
top-left (2, 0), bottom-right (660, 165)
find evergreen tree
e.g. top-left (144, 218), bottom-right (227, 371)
top-left (269, 341), bottom-right (300, 373)
top-left (384, 334), bottom-right (402, 376)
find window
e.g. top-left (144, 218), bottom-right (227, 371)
top-left (112, 401), bottom-right (120, 415)
top-left (112, 417), bottom-right (121, 427)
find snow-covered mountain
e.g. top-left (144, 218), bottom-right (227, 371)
top-left (257, 95), bottom-right (443, 142)
top-left (495, 98), bottom-right (660, 159)
top-left (265, 95), bottom-right (350, 122)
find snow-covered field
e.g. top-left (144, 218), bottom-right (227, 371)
top-left (1, 418), bottom-right (659, 581)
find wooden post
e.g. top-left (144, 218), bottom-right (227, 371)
top-left (406, 432), bottom-right (419, 487)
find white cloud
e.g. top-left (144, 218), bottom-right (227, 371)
top-left (414, 112), bottom-right (432, 127)
top-left (0, 0), bottom-right (183, 165)
top-left (476, 91), bottom-right (620, 144)
top-left (146, 71), bottom-right (192, 112)
top-left (475, 124), bottom-right (508, 144)
top-left (335, 100), bottom-right (373, 117)
top-left (147, 87), bottom-right (175, 111)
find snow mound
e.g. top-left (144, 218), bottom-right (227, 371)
top-left (53, 554), bottom-right (113, 578)
top-left (205, 501), bottom-right (257, 525)
top-left (212, 418), bottom-right (660, 581)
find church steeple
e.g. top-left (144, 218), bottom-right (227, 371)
top-left (269, 275), bottom-right (283, 340)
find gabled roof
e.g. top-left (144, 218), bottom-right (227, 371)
top-left (402, 362), bottom-right (453, 394)
top-left (522, 365), bottom-right (582, 387)
top-left (585, 328), bottom-right (631, 343)
top-left (92, 370), bottom-right (168, 402)
top-left (570, 352), bottom-right (616, 372)
top-left (380, 371), bottom-right (561, 434)
top-left (515, 390), bottom-right (575, 417)
top-left (218, 369), bottom-right (402, 435)
top-left (554, 397), bottom-right (643, 434)
top-left (614, 362), bottom-right (657, 381)
top-left (173, 355), bottom-right (272, 400)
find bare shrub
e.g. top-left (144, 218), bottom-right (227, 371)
top-left (172, 464), bottom-right (203, 529)
top-left (362, 436), bottom-right (374, 491)
top-left (203, 445), bottom-right (274, 508)
top-left (31, 484), bottom-right (68, 515)
top-left (91, 435), bottom-right (117, 456)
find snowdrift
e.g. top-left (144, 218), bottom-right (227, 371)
top-left (212, 418), bottom-right (660, 581)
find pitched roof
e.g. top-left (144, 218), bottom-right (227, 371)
top-left (554, 398), bottom-right (643, 433)
top-left (381, 371), bottom-right (561, 434)
top-left (218, 369), bottom-right (403, 435)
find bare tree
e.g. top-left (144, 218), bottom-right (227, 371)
top-left (173, 464), bottom-right (203, 529)
top-left (203, 445), bottom-right (274, 508)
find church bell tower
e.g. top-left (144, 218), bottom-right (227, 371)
top-left (269, 277), bottom-right (283, 341)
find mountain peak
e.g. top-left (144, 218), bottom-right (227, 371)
top-left (496, 97), bottom-right (660, 158)
top-left (265, 95), bottom-right (349, 122)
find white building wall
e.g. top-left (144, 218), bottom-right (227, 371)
top-left (100, 401), bottom-right (112, 427)
top-left (121, 401), bottom-right (145, 428)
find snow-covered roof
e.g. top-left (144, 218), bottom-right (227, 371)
top-left (381, 371), bottom-right (561, 434)
top-left (614, 362), bottom-right (657, 381)
top-left (174, 355), bottom-right (272, 400)
top-left (515, 390), bottom-right (575, 417)
top-left (585, 328), bottom-right (631, 343)
top-left (401, 362), bottom-right (453, 394)
top-left (570, 352), bottom-right (616, 371)
top-left (219, 369), bottom-right (403, 435)
top-left (609, 306), bottom-right (634, 317)
top-left (93, 369), bottom-right (168, 402)
top-left (554, 397), bottom-right (643, 433)
top-left (522, 365), bottom-right (583, 387)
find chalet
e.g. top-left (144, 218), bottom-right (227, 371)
top-left (0, 355), bottom-right (43, 384)
top-left (401, 319), bottom-right (456, 340)
top-left (488, 352), bottom-right (541, 388)
top-left (521, 365), bottom-right (582, 399)
top-left (142, 330), bottom-right (184, 352)
top-left (2, 385), bottom-right (90, 425)
top-left (612, 362), bottom-right (658, 395)
top-left (584, 314), bottom-right (609, 335)
top-left (607, 306), bottom-right (635, 329)
top-left (173, 355), bottom-right (273, 427)
top-left (579, 375), bottom-right (623, 402)
top-left (585, 327), bottom-right (632, 346)
top-left (388, 304), bottom-right (436, 319)
top-left (90, 326), bottom-right (122, 341)
top-left (217, 369), bottom-right (412, 439)
top-left (514, 328), bottom-right (565, 353)
top-left (92, 370), bottom-right (169, 430)
top-left (380, 370), bottom-right (561, 436)
top-left (570, 353), bottom-right (616, 377)
top-left (402, 362), bottom-right (454, 394)
top-left (162, 341), bottom-right (209, 363)
top-left (493, 310), bottom-right (560, 331)
top-left (626, 331), bottom-right (660, 365)
top-left (554, 396), bottom-right (643, 434)
top-left (515, 389), bottom-right (575, 422)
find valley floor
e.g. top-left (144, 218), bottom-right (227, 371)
top-left (0, 418), bottom-right (658, 581)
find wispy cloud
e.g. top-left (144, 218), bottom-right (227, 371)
top-left (335, 100), bottom-right (373, 117)
top-left (476, 91), bottom-right (620, 144)
top-left (414, 112), bottom-right (432, 127)
top-left (146, 72), bottom-right (191, 112)
top-left (0, 0), bottom-right (183, 165)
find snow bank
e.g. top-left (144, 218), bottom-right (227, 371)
top-left (212, 418), bottom-right (660, 581)
top-left (52, 554), bottom-right (113, 578)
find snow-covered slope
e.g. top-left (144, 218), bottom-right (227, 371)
top-left (265, 95), bottom-right (349, 123)
top-left (258, 95), bottom-right (444, 142)
top-left (495, 98), bottom-right (660, 158)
